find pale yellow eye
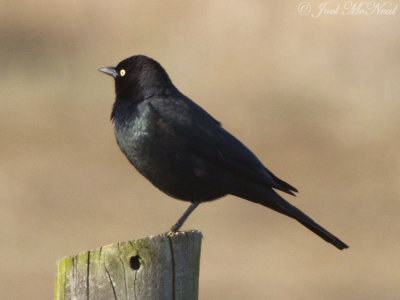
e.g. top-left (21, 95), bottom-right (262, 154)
top-left (120, 69), bottom-right (126, 76)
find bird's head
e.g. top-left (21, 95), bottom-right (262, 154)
top-left (98, 55), bottom-right (178, 101)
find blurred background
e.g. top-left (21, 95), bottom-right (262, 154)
top-left (1, 0), bottom-right (399, 299)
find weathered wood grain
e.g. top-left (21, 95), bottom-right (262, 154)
top-left (54, 230), bottom-right (202, 300)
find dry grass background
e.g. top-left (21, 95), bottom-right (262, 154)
top-left (1, 0), bottom-right (399, 299)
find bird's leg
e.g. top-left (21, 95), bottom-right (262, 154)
top-left (170, 201), bottom-right (200, 232)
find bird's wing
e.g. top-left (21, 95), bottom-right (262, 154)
top-left (147, 96), bottom-right (298, 195)
top-left (192, 123), bottom-right (298, 195)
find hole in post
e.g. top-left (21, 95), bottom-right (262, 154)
top-left (130, 255), bottom-right (141, 270)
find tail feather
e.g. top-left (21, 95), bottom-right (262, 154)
top-left (234, 185), bottom-right (349, 250)
top-left (282, 202), bottom-right (349, 250)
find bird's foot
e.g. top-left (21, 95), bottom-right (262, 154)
top-left (169, 221), bottom-right (182, 233)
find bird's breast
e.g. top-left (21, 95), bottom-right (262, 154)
top-left (112, 100), bottom-right (230, 201)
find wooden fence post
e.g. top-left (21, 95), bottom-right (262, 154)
top-left (54, 230), bottom-right (202, 300)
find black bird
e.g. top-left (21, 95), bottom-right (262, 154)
top-left (99, 55), bottom-right (348, 250)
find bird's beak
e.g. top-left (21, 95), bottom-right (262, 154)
top-left (98, 66), bottom-right (118, 78)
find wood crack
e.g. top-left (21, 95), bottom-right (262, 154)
top-left (86, 251), bottom-right (91, 300)
top-left (167, 235), bottom-right (176, 300)
top-left (104, 259), bottom-right (118, 300)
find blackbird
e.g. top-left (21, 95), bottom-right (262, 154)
top-left (99, 55), bottom-right (348, 250)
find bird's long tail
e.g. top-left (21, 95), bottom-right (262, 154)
top-left (233, 185), bottom-right (349, 250)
